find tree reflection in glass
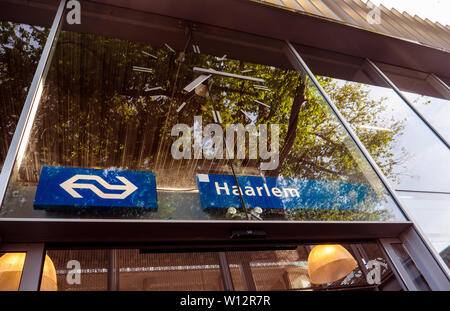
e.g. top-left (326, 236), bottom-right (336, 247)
top-left (0, 27), bottom-right (404, 222)
top-left (0, 21), bottom-right (49, 170)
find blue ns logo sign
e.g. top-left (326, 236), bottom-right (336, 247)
top-left (34, 166), bottom-right (157, 209)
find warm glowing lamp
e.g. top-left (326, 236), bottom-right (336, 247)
top-left (307, 244), bottom-right (357, 285)
top-left (41, 255), bottom-right (58, 291)
top-left (0, 253), bottom-right (57, 291)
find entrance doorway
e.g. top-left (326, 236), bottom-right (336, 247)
top-left (38, 242), bottom-right (405, 291)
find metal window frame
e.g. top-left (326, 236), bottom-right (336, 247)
top-left (107, 249), bottom-right (120, 291)
top-left (0, 243), bottom-right (46, 291)
top-left (379, 238), bottom-right (422, 291)
top-left (366, 59), bottom-right (450, 149)
top-left (284, 41), bottom-right (450, 286)
top-left (398, 228), bottom-right (450, 290)
top-left (427, 73), bottom-right (450, 99)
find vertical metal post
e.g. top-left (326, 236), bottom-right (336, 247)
top-left (18, 243), bottom-right (46, 291)
top-left (0, 0), bottom-right (67, 205)
top-left (365, 59), bottom-right (449, 148)
top-left (239, 260), bottom-right (257, 291)
top-left (108, 249), bottom-right (120, 291)
top-left (218, 252), bottom-right (234, 291)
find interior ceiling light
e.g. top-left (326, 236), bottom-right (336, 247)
top-left (0, 253), bottom-right (57, 291)
top-left (307, 244), bottom-right (357, 285)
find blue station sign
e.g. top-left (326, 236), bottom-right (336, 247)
top-left (196, 173), bottom-right (375, 210)
top-left (34, 166), bottom-right (157, 209)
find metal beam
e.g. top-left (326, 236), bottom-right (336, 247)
top-left (0, 218), bottom-right (412, 243)
top-left (365, 59), bottom-right (450, 149)
top-left (427, 74), bottom-right (450, 99)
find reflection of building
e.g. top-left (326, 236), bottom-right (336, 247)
top-left (0, 0), bottom-right (449, 292)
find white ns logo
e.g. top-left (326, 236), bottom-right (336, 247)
top-left (60, 175), bottom-right (138, 199)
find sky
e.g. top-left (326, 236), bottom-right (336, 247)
top-left (367, 0), bottom-right (450, 26)
top-left (333, 78), bottom-right (450, 253)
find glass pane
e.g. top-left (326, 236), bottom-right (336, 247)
top-left (226, 244), bottom-right (377, 291)
top-left (224, 69), bottom-right (404, 221)
top-left (42, 249), bottom-right (108, 291)
top-left (397, 191), bottom-right (450, 267)
top-left (390, 243), bottom-right (431, 291)
top-left (41, 242), bottom-right (399, 291)
top-left (119, 250), bottom-right (223, 291)
top-left (403, 92), bottom-right (450, 143)
top-left (44, 249), bottom-right (223, 291)
top-left (0, 252), bottom-right (26, 291)
top-left (0, 19), bottom-right (50, 171)
top-left (375, 63), bottom-right (450, 144)
top-left (0, 5), bottom-right (404, 222)
top-left (300, 59), bottom-right (450, 194)
top-left (321, 77), bottom-right (450, 193)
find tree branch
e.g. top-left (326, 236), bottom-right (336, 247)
top-left (269, 81), bottom-right (306, 177)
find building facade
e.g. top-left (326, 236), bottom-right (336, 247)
top-left (0, 0), bottom-right (449, 291)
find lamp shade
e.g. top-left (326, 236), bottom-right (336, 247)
top-left (0, 253), bottom-right (57, 291)
top-left (307, 245), bottom-right (357, 285)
